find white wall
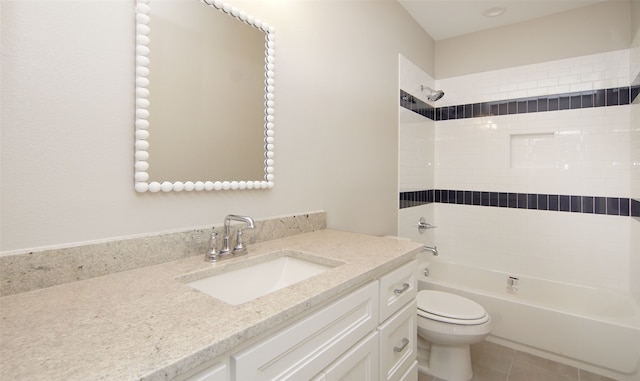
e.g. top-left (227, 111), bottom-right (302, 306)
top-left (0, 0), bottom-right (435, 253)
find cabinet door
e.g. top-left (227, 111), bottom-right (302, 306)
top-left (322, 332), bottom-right (379, 381)
top-left (378, 300), bottom-right (417, 381)
top-left (379, 260), bottom-right (417, 322)
top-left (310, 373), bottom-right (326, 381)
top-left (398, 360), bottom-right (418, 381)
top-left (231, 281), bottom-right (379, 381)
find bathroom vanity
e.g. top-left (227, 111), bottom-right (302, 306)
top-left (0, 229), bottom-right (421, 381)
top-left (181, 260), bottom-right (418, 381)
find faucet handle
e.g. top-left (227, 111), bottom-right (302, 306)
top-left (204, 232), bottom-right (219, 262)
top-left (232, 228), bottom-right (248, 255)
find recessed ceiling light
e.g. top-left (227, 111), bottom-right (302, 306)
top-left (483, 6), bottom-right (507, 17)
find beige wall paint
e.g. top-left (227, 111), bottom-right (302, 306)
top-left (633, 0), bottom-right (640, 44)
top-left (435, 0), bottom-right (631, 79)
top-left (0, 0), bottom-right (434, 253)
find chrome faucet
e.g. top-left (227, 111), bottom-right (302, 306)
top-left (219, 214), bottom-right (255, 257)
top-left (423, 245), bottom-right (438, 256)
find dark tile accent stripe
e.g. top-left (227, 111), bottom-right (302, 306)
top-left (400, 86), bottom-right (640, 121)
top-left (399, 189), bottom-right (640, 218)
top-left (632, 199), bottom-right (640, 217)
top-left (400, 90), bottom-right (436, 120)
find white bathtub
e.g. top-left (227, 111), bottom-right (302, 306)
top-left (417, 259), bottom-right (640, 381)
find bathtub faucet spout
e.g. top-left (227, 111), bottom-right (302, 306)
top-left (423, 245), bottom-right (438, 256)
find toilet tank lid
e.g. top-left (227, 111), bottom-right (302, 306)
top-left (417, 290), bottom-right (487, 320)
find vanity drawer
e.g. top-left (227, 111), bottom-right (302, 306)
top-left (378, 300), bottom-right (417, 381)
top-left (379, 260), bottom-right (417, 322)
top-left (321, 331), bottom-right (379, 381)
top-left (231, 281), bottom-right (379, 381)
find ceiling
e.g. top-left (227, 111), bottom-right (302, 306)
top-left (397, 0), bottom-right (606, 41)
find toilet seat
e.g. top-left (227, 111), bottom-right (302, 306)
top-left (417, 290), bottom-right (489, 325)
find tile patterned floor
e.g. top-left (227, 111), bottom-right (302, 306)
top-left (418, 341), bottom-right (618, 381)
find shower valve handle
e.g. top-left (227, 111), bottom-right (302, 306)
top-left (417, 217), bottom-right (437, 234)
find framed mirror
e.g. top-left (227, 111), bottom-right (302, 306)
top-left (134, 0), bottom-right (275, 192)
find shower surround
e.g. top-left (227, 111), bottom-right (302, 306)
top-left (399, 48), bottom-right (637, 296)
top-left (398, 43), bottom-right (640, 380)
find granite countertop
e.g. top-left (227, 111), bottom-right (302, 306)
top-left (0, 229), bottom-right (422, 381)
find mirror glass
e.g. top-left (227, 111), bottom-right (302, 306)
top-left (134, 0), bottom-right (276, 192)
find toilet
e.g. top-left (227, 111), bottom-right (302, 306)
top-left (416, 290), bottom-right (492, 381)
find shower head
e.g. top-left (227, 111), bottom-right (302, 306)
top-left (428, 90), bottom-right (445, 102)
top-left (420, 85), bottom-right (445, 102)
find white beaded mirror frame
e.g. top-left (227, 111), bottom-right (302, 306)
top-left (134, 0), bottom-right (276, 192)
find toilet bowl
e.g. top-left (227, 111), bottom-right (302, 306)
top-left (416, 290), bottom-right (492, 381)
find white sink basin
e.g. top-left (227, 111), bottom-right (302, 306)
top-left (186, 254), bottom-right (336, 305)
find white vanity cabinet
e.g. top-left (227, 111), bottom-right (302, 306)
top-left (231, 281), bottom-right (379, 380)
top-left (182, 260), bottom-right (418, 381)
top-left (377, 260), bottom-right (418, 381)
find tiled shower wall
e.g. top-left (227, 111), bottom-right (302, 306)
top-left (398, 55), bottom-right (435, 245)
top-left (399, 56), bottom-right (435, 193)
top-left (400, 50), bottom-right (636, 292)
